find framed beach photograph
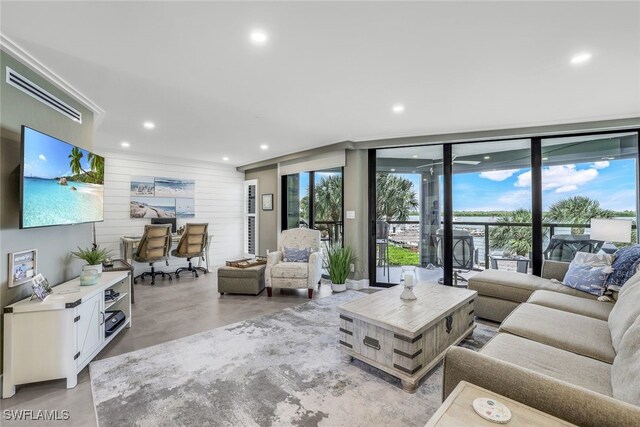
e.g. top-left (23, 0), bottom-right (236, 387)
top-left (8, 249), bottom-right (37, 288)
top-left (130, 197), bottom-right (176, 218)
top-left (130, 176), bottom-right (155, 196)
top-left (262, 194), bottom-right (273, 211)
top-left (154, 177), bottom-right (195, 198)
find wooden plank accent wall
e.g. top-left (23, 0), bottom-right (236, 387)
top-left (95, 151), bottom-right (245, 273)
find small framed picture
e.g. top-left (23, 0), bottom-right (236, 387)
top-left (262, 194), bottom-right (274, 211)
top-left (8, 249), bottom-right (37, 288)
top-left (31, 274), bottom-right (52, 301)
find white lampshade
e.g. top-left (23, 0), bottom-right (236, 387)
top-left (590, 218), bottom-right (632, 243)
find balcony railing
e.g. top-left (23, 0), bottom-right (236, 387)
top-left (385, 220), bottom-right (637, 269)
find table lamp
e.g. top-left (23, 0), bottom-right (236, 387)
top-left (590, 218), bottom-right (633, 243)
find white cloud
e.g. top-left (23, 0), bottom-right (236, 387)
top-left (591, 161), bottom-right (610, 170)
top-left (515, 164), bottom-right (599, 194)
top-left (38, 154), bottom-right (47, 162)
top-left (479, 169), bottom-right (520, 182)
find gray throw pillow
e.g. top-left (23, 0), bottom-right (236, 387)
top-left (283, 247), bottom-right (311, 263)
top-left (562, 252), bottom-right (613, 296)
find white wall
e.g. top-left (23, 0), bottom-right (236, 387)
top-left (95, 151), bottom-right (244, 273)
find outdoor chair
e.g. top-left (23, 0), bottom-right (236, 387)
top-left (376, 220), bottom-right (391, 277)
top-left (543, 234), bottom-right (604, 262)
top-left (434, 228), bottom-right (479, 286)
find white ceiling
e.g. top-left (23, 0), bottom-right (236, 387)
top-left (1, 1), bottom-right (639, 166)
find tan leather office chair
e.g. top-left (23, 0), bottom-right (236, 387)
top-left (133, 224), bottom-right (173, 285)
top-left (172, 223), bottom-right (209, 278)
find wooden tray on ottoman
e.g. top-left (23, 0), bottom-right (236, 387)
top-left (338, 283), bottom-right (476, 393)
top-left (225, 257), bottom-right (267, 269)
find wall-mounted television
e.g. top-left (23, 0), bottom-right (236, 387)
top-left (20, 126), bottom-right (104, 229)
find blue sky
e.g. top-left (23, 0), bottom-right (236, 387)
top-left (23, 128), bottom-right (91, 179)
top-left (397, 159), bottom-right (636, 212)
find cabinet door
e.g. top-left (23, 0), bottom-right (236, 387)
top-left (76, 292), bottom-right (103, 368)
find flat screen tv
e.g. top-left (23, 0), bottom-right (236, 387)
top-left (20, 126), bottom-right (104, 229)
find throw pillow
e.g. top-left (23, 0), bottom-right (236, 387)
top-left (283, 247), bottom-right (311, 263)
top-left (562, 252), bottom-right (614, 296)
top-left (605, 245), bottom-right (640, 292)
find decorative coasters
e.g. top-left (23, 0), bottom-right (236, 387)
top-left (472, 397), bottom-right (512, 424)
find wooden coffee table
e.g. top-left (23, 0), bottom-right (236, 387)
top-left (338, 283), bottom-right (476, 393)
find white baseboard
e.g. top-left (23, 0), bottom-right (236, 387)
top-left (346, 279), bottom-right (369, 290)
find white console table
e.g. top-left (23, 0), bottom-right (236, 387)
top-left (2, 271), bottom-right (131, 398)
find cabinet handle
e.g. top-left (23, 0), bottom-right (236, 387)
top-left (363, 336), bottom-right (381, 350)
top-left (100, 312), bottom-right (105, 325)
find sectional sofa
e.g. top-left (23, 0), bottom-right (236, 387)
top-left (443, 266), bottom-right (640, 426)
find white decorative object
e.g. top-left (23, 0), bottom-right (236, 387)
top-left (590, 218), bottom-right (632, 243)
top-left (472, 397), bottom-right (512, 423)
top-left (82, 263), bottom-right (103, 276)
top-left (400, 267), bottom-right (417, 301)
top-left (331, 282), bottom-right (347, 293)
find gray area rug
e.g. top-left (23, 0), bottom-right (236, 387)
top-left (90, 290), bottom-right (496, 427)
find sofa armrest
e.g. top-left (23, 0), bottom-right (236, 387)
top-left (265, 251), bottom-right (283, 288)
top-left (541, 260), bottom-right (569, 281)
top-left (308, 252), bottom-right (323, 289)
top-left (443, 346), bottom-right (640, 426)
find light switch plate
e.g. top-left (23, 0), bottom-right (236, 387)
top-left (346, 210), bottom-right (356, 219)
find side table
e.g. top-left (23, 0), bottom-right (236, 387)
top-left (425, 381), bottom-right (576, 426)
top-left (489, 255), bottom-right (530, 274)
top-left (102, 259), bottom-right (135, 303)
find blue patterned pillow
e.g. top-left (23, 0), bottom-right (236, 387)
top-left (605, 245), bottom-right (640, 292)
top-left (562, 252), bottom-right (614, 296)
top-left (283, 247), bottom-right (311, 263)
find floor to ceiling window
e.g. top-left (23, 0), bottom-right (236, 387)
top-left (369, 129), bottom-right (639, 287)
top-left (282, 168), bottom-right (344, 247)
top-left (451, 140), bottom-right (532, 284)
top-left (540, 132), bottom-right (639, 262)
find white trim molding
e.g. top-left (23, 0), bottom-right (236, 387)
top-left (0, 33), bottom-right (105, 120)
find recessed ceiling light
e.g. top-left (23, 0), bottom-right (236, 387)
top-left (484, 156), bottom-right (491, 160)
top-left (222, 156), bottom-right (229, 161)
top-left (392, 104), bottom-right (405, 114)
top-left (570, 52), bottom-right (592, 65)
top-left (542, 157), bottom-right (549, 161)
top-left (121, 141), bottom-right (130, 148)
top-left (412, 155), bottom-right (418, 158)
top-left (390, 168), bottom-right (396, 172)
top-left (602, 156), bottom-right (615, 160)
top-left (250, 30), bottom-right (268, 45)
top-left (260, 144), bottom-right (269, 150)
top-left (143, 121), bottom-right (155, 129)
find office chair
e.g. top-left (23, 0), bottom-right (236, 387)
top-left (133, 224), bottom-right (173, 285)
top-left (172, 223), bottom-right (209, 278)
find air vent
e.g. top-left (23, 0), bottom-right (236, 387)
top-left (5, 66), bottom-right (82, 123)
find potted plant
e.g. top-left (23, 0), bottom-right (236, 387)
top-left (327, 245), bottom-right (356, 293)
top-left (71, 245), bottom-right (113, 276)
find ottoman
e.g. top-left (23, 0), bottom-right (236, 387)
top-left (217, 264), bottom-right (265, 295)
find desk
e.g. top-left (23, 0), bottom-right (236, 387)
top-left (103, 259), bottom-right (135, 303)
top-left (119, 235), bottom-right (212, 273)
top-left (490, 254), bottom-right (530, 273)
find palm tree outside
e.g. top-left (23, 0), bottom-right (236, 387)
top-left (376, 173), bottom-right (419, 222)
top-left (545, 196), bottom-right (615, 234)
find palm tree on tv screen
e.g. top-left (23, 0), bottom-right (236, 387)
top-left (68, 147), bottom-right (104, 185)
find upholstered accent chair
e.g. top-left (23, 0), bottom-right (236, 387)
top-left (172, 223), bottom-right (209, 278)
top-left (266, 228), bottom-right (322, 298)
top-left (133, 224), bottom-right (173, 285)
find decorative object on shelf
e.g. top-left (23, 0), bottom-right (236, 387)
top-left (400, 266), bottom-right (417, 301)
top-left (80, 269), bottom-right (99, 286)
top-left (8, 249), bottom-right (37, 288)
top-left (177, 225), bottom-right (185, 235)
top-left (472, 397), bottom-right (512, 424)
top-left (30, 273), bottom-right (52, 301)
top-left (71, 245), bottom-right (113, 278)
top-left (327, 245), bottom-right (356, 293)
top-left (262, 193), bottom-right (273, 211)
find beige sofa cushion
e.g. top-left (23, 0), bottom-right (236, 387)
top-left (608, 278), bottom-right (640, 352)
top-left (500, 303), bottom-right (615, 363)
top-left (271, 262), bottom-right (308, 279)
top-left (469, 270), bottom-right (597, 303)
top-left (481, 333), bottom-right (613, 396)
top-left (611, 316), bottom-right (640, 406)
top-left (527, 290), bottom-right (614, 321)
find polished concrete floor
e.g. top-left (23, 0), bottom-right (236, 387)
top-left (0, 271), bottom-right (334, 426)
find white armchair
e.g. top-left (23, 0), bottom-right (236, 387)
top-left (265, 228), bottom-right (323, 298)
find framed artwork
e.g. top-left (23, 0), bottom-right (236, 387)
top-left (262, 194), bottom-right (273, 211)
top-left (30, 274), bottom-right (52, 301)
top-left (8, 249), bottom-right (37, 288)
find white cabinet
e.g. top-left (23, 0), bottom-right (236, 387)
top-left (2, 271), bottom-right (131, 398)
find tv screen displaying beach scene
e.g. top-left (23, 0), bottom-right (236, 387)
top-left (21, 126), bottom-right (104, 229)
